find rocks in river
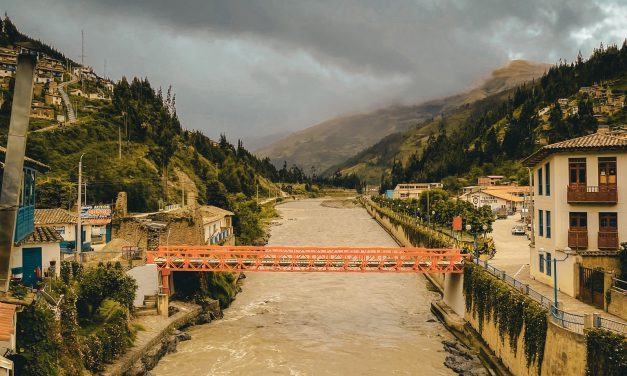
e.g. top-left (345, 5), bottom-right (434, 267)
top-left (442, 340), bottom-right (488, 376)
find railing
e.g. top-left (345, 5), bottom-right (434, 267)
top-left (568, 229), bottom-right (588, 250)
top-left (551, 306), bottom-right (585, 334)
top-left (596, 315), bottom-right (627, 334)
top-left (612, 278), bottom-right (627, 293)
top-left (209, 228), bottom-right (232, 245)
top-left (472, 259), bottom-right (626, 335)
top-left (598, 231), bottom-right (619, 250)
top-left (567, 184), bottom-right (617, 203)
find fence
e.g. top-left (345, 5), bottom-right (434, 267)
top-left (472, 259), bottom-right (626, 336)
top-left (612, 277), bottom-right (627, 293)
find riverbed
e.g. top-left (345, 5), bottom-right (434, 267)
top-left (153, 198), bottom-right (457, 375)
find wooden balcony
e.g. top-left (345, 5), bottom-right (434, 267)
top-left (598, 231), bottom-right (619, 250)
top-left (567, 184), bottom-right (617, 204)
top-left (568, 229), bottom-right (588, 250)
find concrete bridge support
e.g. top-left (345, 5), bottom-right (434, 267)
top-left (443, 273), bottom-right (465, 316)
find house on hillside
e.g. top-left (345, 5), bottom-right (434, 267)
top-left (0, 147), bottom-right (61, 287)
top-left (522, 125), bottom-right (627, 306)
top-left (30, 103), bottom-right (54, 120)
top-left (478, 175), bottom-right (504, 186)
top-left (200, 205), bottom-right (234, 245)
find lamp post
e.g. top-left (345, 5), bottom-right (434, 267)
top-left (538, 247), bottom-right (572, 314)
top-left (466, 223), bottom-right (487, 261)
top-left (431, 210), bottom-right (436, 229)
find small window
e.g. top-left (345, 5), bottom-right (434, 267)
top-left (569, 212), bottom-right (587, 229)
top-left (545, 162), bottom-right (551, 196)
top-left (539, 254), bottom-right (545, 273)
top-left (546, 252), bottom-right (552, 276)
top-left (546, 211), bottom-right (551, 239)
top-left (538, 168), bottom-right (543, 195)
top-left (538, 210), bottom-right (544, 237)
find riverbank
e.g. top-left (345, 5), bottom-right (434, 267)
top-left (362, 198), bottom-right (506, 376)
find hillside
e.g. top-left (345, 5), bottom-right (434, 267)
top-left (356, 43), bottom-right (627, 191)
top-left (256, 60), bottom-right (549, 173)
top-left (0, 17), bottom-right (287, 244)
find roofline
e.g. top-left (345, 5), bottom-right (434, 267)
top-left (522, 145), bottom-right (627, 167)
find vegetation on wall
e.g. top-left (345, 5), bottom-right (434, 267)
top-left (10, 261), bottom-right (138, 375)
top-left (463, 263), bottom-right (548, 374)
top-left (172, 271), bottom-right (238, 308)
top-left (585, 328), bottom-right (627, 376)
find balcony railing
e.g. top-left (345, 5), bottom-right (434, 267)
top-left (568, 229), bottom-right (588, 249)
top-left (567, 184), bottom-right (617, 204)
top-left (598, 230), bottom-right (619, 250)
top-left (14, 205), bottom-right (35, 242)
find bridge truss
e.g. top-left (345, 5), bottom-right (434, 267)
top-left (147, 245), bottom-right (467, 275)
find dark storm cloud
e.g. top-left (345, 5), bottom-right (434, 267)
top-left (3, 1), bottom-right (626, 145)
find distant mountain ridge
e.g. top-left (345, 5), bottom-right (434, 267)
top-left (256, 60), bottom-right (549, 173)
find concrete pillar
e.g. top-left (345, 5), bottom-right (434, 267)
top-left (443, 273), bottom-right (465, 316)
top-left (157, 294), bottom-right (169, 318)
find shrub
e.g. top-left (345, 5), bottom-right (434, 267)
top-left (77, 262), bottom-right (137, 319)
top-left (586, 328), bottom-right (627, 376)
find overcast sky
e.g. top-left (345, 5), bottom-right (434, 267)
top-left (4, 0), bottom-right (627, 148)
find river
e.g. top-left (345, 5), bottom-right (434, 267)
top-left (153, 198), bottom-right (458, 375)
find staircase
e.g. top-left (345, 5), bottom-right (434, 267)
top-left (57, 74), bottom-right (78, 123)
top-left (135, 294), bottom-right (158, 316)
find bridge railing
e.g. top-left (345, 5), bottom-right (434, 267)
top-left (472, 259), bottom-right (626, 335)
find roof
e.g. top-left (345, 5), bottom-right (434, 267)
top-left (0, 146), bottom-right (49, 171)
top-left (35, 208), bottom-right (77, 225)
top-left (200, 205), bottom-right (234, 225)
top-left (523, 132), bottom-right (627, 167)
top-left (484, 190), bottom-right (524, 202)
top-left (22, 226), bottom-right (63, 244)
top-left (0, 303), bottom-right (16, 342)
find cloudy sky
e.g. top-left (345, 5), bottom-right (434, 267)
top-left (4, 0), bottom-right (627, 148)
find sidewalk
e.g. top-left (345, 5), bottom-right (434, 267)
top-left (489, 215), bottom-right (626, 320)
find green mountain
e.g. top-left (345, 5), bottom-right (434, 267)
top-left (256, 60), bottom-right (548, 173)
top-left (340, 43), bottom-right (627, 189)
top-left (0, 17), bottom-right (285, 243)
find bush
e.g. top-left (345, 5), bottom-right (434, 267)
top-left (586, 328), bottom-right (627, 376)
top-left (77, 262), bottom-right (137, 319)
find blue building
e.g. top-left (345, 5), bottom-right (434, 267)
top-left (0, 146), bottom-right (61, 287)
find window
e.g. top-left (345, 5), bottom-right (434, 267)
top-left (569, 212), bottom-right (587, 229)
top-left (538, 168), bottom-right (543, 195)
top-left (538, 210), bottom-right (544, 237)
top-left (598, 157), bottom-right (617, 187)
top-left (539, 254), bottom-right (545, 273)
top-left (546, 252), bottom-right (552, 276)
top-left (546, 211), bottom-right (551, 238)
top-left (545, 162), bottom-right (550, 196)
top-left (599, 213), bottom-right (617, 230)
top-left (569, 158), bottom-right (586, 185)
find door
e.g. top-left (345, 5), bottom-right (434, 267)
top-left (579, 266), bottom-right (604, 308)
top-left (22, 247), bottom-right (42, 287)
top-left (598, 157), bottom-right (617, 190)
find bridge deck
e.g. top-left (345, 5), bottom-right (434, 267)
top-left (147, 246), bottom-right (468, 273)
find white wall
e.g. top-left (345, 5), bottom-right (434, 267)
top-left (11, 242), bottom-right (61, 277)
top-left (126, 264), bottom-right (158, 307)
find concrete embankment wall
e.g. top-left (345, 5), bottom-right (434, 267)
top-left (363, 199), bottom-right (589, 376)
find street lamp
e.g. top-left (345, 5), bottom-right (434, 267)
top-left (466, 223), bottom-right (487, 261)
top-left (538, 247), bottom-right (573, 315)
top-left (431, 210), bottom-right (435, 229)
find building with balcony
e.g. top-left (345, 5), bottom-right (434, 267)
top-left (522, 126), bottom-right (627, 299)
top-left (0, 147), bottom-right (61, 287)
top-left (201, 206), bottom-right (234, 245)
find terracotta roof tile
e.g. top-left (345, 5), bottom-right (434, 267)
top-left (35, 208), bottom-right (77, 225)
top-left (22, 226), bottom-right (63, 244)
top-left (0, 303), bottom-right (16, 342)
top-left (523, 132), bottom-right (627, 167)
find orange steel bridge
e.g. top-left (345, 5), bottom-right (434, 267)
top-left (147, 245), bottom-right (468, 293)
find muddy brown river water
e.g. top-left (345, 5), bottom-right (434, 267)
top-left (153, 198), bottom-right (459, 375)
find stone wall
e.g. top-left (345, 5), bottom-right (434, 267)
top-left (608, 289), bottom-right (627, 321)
top-left (580, 255), bottom-right (620, 273)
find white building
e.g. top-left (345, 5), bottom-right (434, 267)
top-left (11, 226), bottom-right (62, 284)
top-left (200, 206), bottom-right (235, 245)
top-left (392, 183), bottom-right (443, 199)
top-left (522, 126), bottom-right (627, 300)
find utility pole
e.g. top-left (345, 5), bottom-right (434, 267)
top-left (256, 179), bottom-right (259, 202)
top-left (80, 29), bottom-right (86, 92)
top-left (118, 125), bottom-right (122, 159)
top-left (182, 183), bottom-right (185, 207)
top-left (76, 153), bottom-right (85, 260)
top-left (84, 182), bottom-right (87, 206)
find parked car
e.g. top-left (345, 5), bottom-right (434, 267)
top-left (511, 225), bottom-right (526, 236)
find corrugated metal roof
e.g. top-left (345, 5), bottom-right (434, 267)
top-left (522, 132), bottom-right (627, 167)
